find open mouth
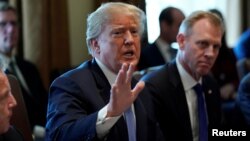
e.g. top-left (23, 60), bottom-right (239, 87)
top-left (123, 50), bottom-right (135, 58)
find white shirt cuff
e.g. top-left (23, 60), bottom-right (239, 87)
top-left (96, 105), bottom-right (121, 139)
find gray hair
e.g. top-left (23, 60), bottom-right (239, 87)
top-left (179, 10), bottom-right (224, 36)
top-left (86, 2), bottom-right (146, 55)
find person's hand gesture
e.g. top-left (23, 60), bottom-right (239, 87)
top-left (107, 63), bottom-right (145, 117)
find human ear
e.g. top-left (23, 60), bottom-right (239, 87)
top-left (176, 33), bottom-right (185, 50)
top-left (90, 39), bottom-right (100, 54)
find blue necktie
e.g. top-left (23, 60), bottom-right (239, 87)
top-left (124, 106), bottom-right (136, 141)
top-left (193, 83), bottom-right (208, 141)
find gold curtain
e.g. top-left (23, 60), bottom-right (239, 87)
top-left (22, 0), bottom-right (70, 89)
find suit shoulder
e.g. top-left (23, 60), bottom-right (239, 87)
top-left (1, 126), bottom-right (24, 141)
top-left (141, 64), bottom-right (168, 82)
top-left (51, 60), bottom-right (94, 86)
top-left (62, 61), bottom-right (91, 77)
top-left (15, 57), bottom-right (36, 67)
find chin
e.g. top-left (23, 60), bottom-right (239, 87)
top-left (130, 59), bottom-right (138, 65)
top-left (197, 68), bottom-right (209, 75)
top-left (199, 66), bottom-right (211, 73)
top-left (199, 70), bottom-right (210, 76)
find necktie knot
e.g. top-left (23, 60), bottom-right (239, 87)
top-left (193, 83), bottom-right (203, 95)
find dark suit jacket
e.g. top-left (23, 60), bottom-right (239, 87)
top-left (46, 59), bottom-right (164, 141)
top-left (6, 57), bottom-right (47, 128)
top-left (0, 126), bottom-right (24, 141)
top-left (138, 42), bottom-right (177, 70)
top-left (141, 60), bottom-right (221, 141)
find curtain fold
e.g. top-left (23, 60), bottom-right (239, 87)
top-left (22, 0), bottom-right (70, 89)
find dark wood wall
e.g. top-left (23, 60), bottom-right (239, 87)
top-left (40, 0), bottom-right (70, 88)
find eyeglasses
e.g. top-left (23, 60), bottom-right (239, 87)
top-left (0, 21), bottom-right (18, 29)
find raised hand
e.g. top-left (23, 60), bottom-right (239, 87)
top-left (107, 63), bottom-right (145, 117)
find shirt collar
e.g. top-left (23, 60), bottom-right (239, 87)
top-left (0, 53), bottom-right (13, 70)
top-left (155, 37), bottom-right (170, 51)
top-left (176, 57), bottom-right (202, 91)
top-left (95, 58), bottom-right (117, 85)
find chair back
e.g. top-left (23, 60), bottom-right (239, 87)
top-left (7, 74), bottom-right (33, 141)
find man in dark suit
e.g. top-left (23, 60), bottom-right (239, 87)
top-left (46, 2), bottom-right (163, 141)
top-left (138, 7), bottom-right (185, 70)
top-left (0, 63), bottom-right (24, 141)
top-left (142, 11), bottom-right (224, 141)
top-left (0, 2), bottom-right (47, 129)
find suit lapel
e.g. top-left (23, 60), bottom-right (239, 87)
top-left (134, 98), bottom-right (148, 141)
top-left (130, 78), bottom-right (148, 141)
top-left (202, 78), bottom-right (211, 124)
top-left (151, 43), bottom-right (165, 65)
top-left (90, 59), bottom-right (111, 104)
top-left (202, 76), bottom-right (221, 127)
top-left (167, 61), bottom-right (193, 138)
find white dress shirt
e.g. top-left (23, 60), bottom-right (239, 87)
top-left (155, 37), bottom-right (172, 62)
top-left (176, 58), bottom-right (205, 141)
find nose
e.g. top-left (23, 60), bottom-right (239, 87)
top-left (124, 31), bottom-right (134, 45)
top-left (6, 23), bottom-right (16, 33)
top-left (204, 46), bottom-right (217, 58)
top-left (9, 93), bottom-right (17, 108)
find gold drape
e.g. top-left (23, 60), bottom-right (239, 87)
top-left (22, 0), bottom-right (70, 89)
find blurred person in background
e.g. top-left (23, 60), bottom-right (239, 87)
top-left (0, 2), bottom-right (47, 130)
top-left (0, 60), bottom-right (24, 141)
top-left (138, 7), bottom-right (185, 70)
top-left (208, 9), bottom-right (241, 129)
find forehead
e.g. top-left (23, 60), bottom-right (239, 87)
top-left (191, 18), bottom-right (222, 36)
top-left (105, 13), bottom-right (138, 27)
top-left (0, 10), bottom-right (17, 21)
